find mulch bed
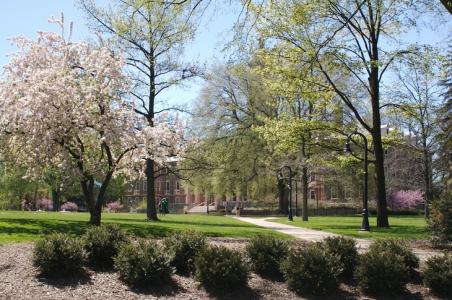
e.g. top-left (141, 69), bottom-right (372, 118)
top-left (0, 239), bottom-right (445, 300)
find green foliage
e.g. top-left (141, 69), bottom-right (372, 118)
top-left (281, 244), bottom-right (342, 295)
top-left (428, 192), bottom-right (452, 246)
top-left (83, 224), bottom-right (129, 270)
top-left (322, 236), bottom-right (358, 276)
top-left (32, 233), bottom-right (86, 276)
top-left (114, 239), bottom-right (173, 287)
top-left (355, 248), bottom-right (409, 295)
top-left (369, 239), bottom-right (419, 276)
top-left (163, 231), bottom-right (207, 275)
top-left (422, 254), bottom-right (452, 295)
top-left (194, 245), bottom-right (249, 290)
top-left (245, 235), bottom-right (288, 279)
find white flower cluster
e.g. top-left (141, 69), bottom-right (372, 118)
top-left (0, 25), bottom-right (185, 182)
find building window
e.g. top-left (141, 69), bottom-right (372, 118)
top-left (175, 197), bottom-right (180, 203)
top-left (134, 181), bottom-right (140, 193)
top-left (143, 180), bottom-right (147, 192)
top-left (176, 181), bottom-right (180, 193)
top-left (166, 181), bottom-right (170, 193)
top-left (310, 174), bottom-right (316, 182)
top-left (310, 190), bottom-right (316, 200)
top-left (330, 188), bottom-right (337, 200)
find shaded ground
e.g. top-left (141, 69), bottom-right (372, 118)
top-left (0, 211), bottom-right (287, 244)
top-left (0, 240), bottom-right (445, 300)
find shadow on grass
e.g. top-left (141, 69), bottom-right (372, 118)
top-left (0, 216), bottom-right (267, 241)
top-left (0, 218), bottom-right (177, 239)
top-left (105, 216), bottom-right (259, 228)
top-left (129, 278), bottom-right (185, 297)
top-left (37, 269), bottom-right (92, 288)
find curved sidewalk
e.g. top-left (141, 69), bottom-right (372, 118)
top-left (233, 216), bottom-right (440, 261)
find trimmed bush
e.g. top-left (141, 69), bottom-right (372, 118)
top-left (245, 235), bottom-right (288, 279)
top-left (322, 236), bottom-right (358, 277)
top-left (281, 244), bottom-right (342, 295)
top-left (423, 254), bottom-right (452, 295)
top-left (428, 192), bottom-right (452, 246)
top-left (355, 249), bottom-right (409, 295)
top-left (114, 239), bottom-right (173, 287)
top-left (83, 224), bottom-right (129, 270)
top-left (194, 245), bottom-right (249, 290)
top-left (369, 239), bottom-right (419, 276)
top-left (163, 231), bottom-right (207, 275)
top-left (32, 233), bottom-right (86, 276)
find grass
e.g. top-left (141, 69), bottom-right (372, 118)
top-left (270, 215), bottom-right (428, 240)
top-left (0, 211), bottom-right (288, 244)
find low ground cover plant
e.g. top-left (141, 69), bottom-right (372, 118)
top-left (355, 247), bottom-right (409, 294)
top-left (163, 231), bottom-right (207, 275)
top-left (32, 233), bottom-right (86, 276)
top-left (281, 243), bottom-right (342, 295)
top-left (114, 239), bottom-right (173, 287)
top-left (369, 239), bottom-right (419, 276)
top-left (194, 245), bottom-right (249, 290)
top-left (422, 254), bottom-right (452, 295)
top-left (321, 236), bottom-right (358, 277)
top-left (245, 234), bottom-right (288, 279)
top-left (83, 224), bottom-right (129, 270)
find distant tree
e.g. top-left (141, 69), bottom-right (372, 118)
top-left (388, 47), bottom-right (445, 217)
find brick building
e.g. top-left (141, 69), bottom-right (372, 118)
top-left (123, 165), bottom-right (206, 212)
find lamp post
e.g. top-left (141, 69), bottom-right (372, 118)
top-left (278, 166), bottom-right (293, 221)
top-left (344, 130), bottom-right (370, 232)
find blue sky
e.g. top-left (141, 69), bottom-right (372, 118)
top-left (0, 1), bottom-right (450, 109)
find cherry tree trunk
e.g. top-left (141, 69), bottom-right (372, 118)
top-left (146, 158), bottom-right (158, 221)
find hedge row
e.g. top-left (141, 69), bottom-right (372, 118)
top-left (32, 229), bottom-right (451, 296)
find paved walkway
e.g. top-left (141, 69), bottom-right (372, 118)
top-left (233, 216), bottom-right (441, 261)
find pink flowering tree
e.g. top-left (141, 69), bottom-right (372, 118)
top-left (387, 190), bottom-right (425, 211)
top-left (0, 15), bottom-right (186, 225)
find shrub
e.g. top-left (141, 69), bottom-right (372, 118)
top-left (194, 245), bottom-right (249, 290)
top-left (387, 189), bottom-right (424, 210)
top-left (281, 244), bottom-right (342, 295)
top-left (245, 235), bottom-right (288, 279)
top-left (428, 192), bottom-right (452, 246)
top-left (32, 233), bottom-right (86, 276)
top-left (106, 201), bottom-right (123, 213)
top-left (83, 224), bottom-right (129, 270)
top-left (61, 201), bottom-right (78, 211)
top-left (422, 254), bottom-right (452, 295)
top-left (369, 239), bottom-right (419, 276)
top-left (37, 198), bottom-right (53, 211)
top-left (322, 236), bottom-right (358, 277)
top-left (163, 231), bottom-right (207, 275)
top-left (355, 249), bottom-right (409, 294)
top-left (114, 239), bottom-right (173, 287)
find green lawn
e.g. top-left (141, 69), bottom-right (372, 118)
top-left (270, 215), bottom-right (428, 240)
top-left (0, 211), bottom-right (287, 244)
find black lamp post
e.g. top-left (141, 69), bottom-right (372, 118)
top-left (278, 166), bottom-right (293, 221)
top-left (344, 130), bottom-right (370, 232)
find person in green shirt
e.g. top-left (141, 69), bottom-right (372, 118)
top-left (161, 198), bottom-right (169, 216)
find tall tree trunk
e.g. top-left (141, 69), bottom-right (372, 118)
top-left (81, 178), bottom-right (99, 225)
top-left (423, 148), bottom-right (432, 218)
top-left (301, 166), bottom-right (308, 221)
top-left (146, 158), bottom-right (158, 220)
top-left (51, 188), bottom-right (60, 211)
top-left (369, 13), bottom-right (389, 228)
